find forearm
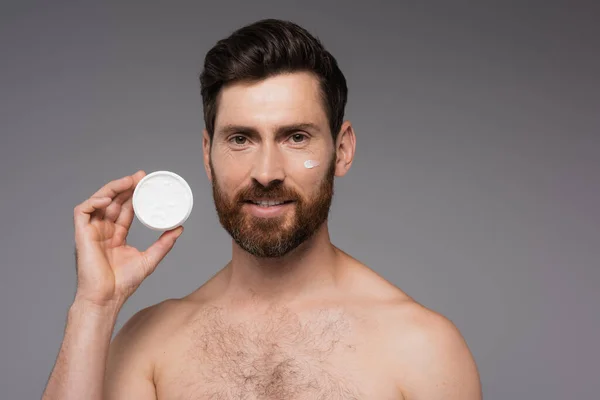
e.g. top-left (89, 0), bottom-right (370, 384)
top-left (42, 299), bottom-right (121, 400)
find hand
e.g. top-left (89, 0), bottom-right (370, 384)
top-left (72, 170), bottom-right (184, 308)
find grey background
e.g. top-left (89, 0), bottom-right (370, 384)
top-left (1, 1), bottom-right (599, 398)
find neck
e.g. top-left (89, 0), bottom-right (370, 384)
top-left (222, 223), bottom-right (341, 305)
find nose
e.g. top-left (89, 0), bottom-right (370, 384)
top-left (250, 142), bottom-right (285, 187)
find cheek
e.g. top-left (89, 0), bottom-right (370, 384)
top-left (285, 155), bottom-right (320, 180)
top-left (283, 157), bottom-right (328, 198)
top-left (212, 151), bottom-right (250, 182)
top-left (284, 156), bottom-right (318, 179)
top-left (282, 145), bottom-right (328, 175)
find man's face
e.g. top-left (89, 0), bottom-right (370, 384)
top-left (205, 72), bottom-right (337, 258)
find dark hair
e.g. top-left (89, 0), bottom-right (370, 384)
top-left (199, 18), bottom-right (348, 141)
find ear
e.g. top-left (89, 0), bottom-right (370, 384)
top-left (334, 121), bottom-right (356, 177)
top-left (202, 129), bottom-right (213, 183)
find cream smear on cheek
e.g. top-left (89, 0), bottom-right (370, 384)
top-left (303, 160), bottom-right (320, 169)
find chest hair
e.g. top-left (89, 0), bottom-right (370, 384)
top-left (181, 304), bottom-right (363, 399)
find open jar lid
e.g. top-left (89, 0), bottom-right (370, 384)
top-left (132, 170), bottom-right (193, 231)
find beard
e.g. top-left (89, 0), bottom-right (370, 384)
top-left (211, 156), bottom-right (336, 258)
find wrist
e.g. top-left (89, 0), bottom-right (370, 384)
top-left (70, 295), bottom-right (123, 321)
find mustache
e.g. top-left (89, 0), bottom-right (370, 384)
top-left (235, 181), bottom-right (300, 202)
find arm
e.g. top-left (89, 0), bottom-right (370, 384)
top-left (42, 171), bottom-right (183, 399)
top-left (104, 305), bottom-right (158, 399)
top-left (43, 300), bottom-right (159, 400)
top-left (42, 300), bottom-right (120, 400)
top-left (398, 307), bottom-right (482, 400)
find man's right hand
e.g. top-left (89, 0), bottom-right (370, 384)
top-left (72, 170), bottom-right (184, 309)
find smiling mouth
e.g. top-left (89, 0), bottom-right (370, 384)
top-left (244, 200), bottom-right (295, 207)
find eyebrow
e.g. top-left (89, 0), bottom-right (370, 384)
top-left (216, 123), bottom-right (321, 138)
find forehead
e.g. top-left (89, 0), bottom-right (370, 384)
top-left (214, 72), bottom-right (328, 134)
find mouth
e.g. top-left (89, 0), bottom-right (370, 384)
top-left (243, 199), bottom-right (295, 208)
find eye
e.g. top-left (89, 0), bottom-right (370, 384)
top-left (230, 135), bottom-right (248, 145)
top-left (289, 133), bottom-right (308, 144)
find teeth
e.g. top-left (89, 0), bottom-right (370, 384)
top-left (253, 200), bottom-right (285, 207)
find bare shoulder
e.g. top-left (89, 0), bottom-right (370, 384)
top-left (110, 297), bottom-right (198, 354)
top-left (108, 267), bottom-right (233, 353)
top-left (374, 295), bottom-right (482, 400)
top-left (104, 298), bottom-right (198, 397)
top-left (341, 260), bottom-right (481, 399)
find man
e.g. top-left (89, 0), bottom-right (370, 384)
top-left (43, 19), bottom-right (482, 399)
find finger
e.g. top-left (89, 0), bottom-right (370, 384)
top-left (104, 188), bottom-right (133, 222)
top-left (113, 224), bottom-right (129, 246)
top-left (113, 195), bottom-right (134, 245)
top-left (139, 226), bottom-right (184, 277)
top-left (91, 171), bottom-right (145, 220)
top-left (115, 194), bottom-right (135, 232)
top-left (91, 172), bottom-right (141, 200)
top-left (105, 170), bottom-right (146, 221)
top-left (87, 176), bottom-right (131, 220)
top-left (109, 171), bottom-right (147, 243)
top-left (131, 170), bottom-right (147, 186)
top-left (74, 197), bottom-right (112, 230)
top-left (114, 169), bottom-right (146, 231)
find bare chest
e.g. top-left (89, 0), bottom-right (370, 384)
top-left (154, 305), bottom-right (401, 400)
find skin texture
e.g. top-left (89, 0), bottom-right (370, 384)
top-left (45, 71), bottom-right (482, 400)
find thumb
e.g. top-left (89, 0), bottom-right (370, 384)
top-left (140, 226), bottom-right (184, 276)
